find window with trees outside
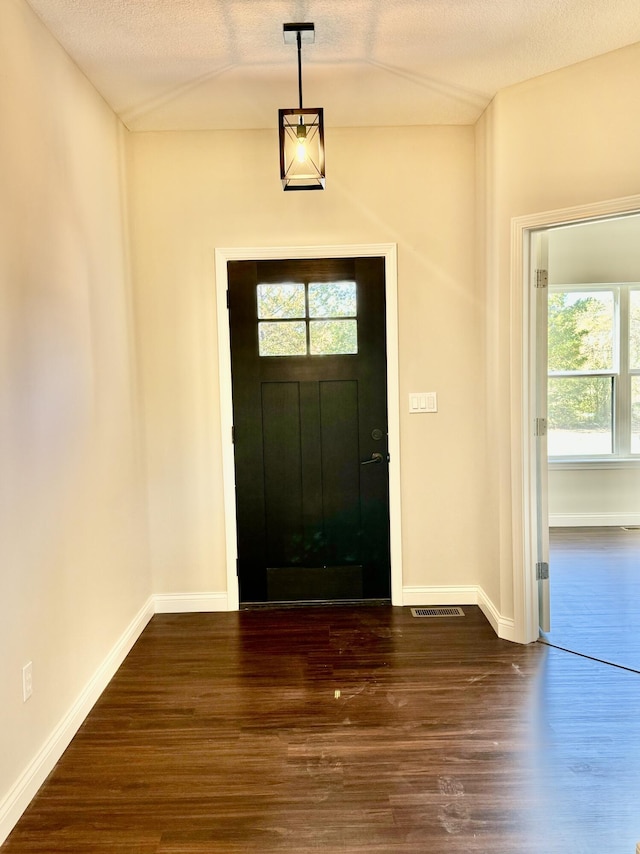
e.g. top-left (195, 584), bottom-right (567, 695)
top-left (257, 281), bottom-right (358, 357)
top-left (548, 284), bottom-right (640, 458)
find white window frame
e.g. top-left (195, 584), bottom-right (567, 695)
top-left (548, 282), bottom-right (640, 463)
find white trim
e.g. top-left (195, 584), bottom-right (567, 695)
top-left (214, 244), bottom-right (403, 607)
top-left (402, 584), bottom-right (515, 642)
top-left (512, 194), bottom-right (640, 646)
top-left (402, 584), bottom-right (480, 606)
top-left (477, 589), bottom-right (517, 643)
top-left (550, 513), bottom-right (640, 527)
top-left (153, 592), bottom-right (229, 613)
top-left (0, 597), bottom-right (155, 847)
top-left (550, 459), bottom-right (640, 470)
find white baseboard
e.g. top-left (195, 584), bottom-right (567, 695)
top-left (153, 592), bottom-right (229, 613)
top-left (402, 585), bottom-right (479, 606)
top-left (402, 584), bottom-right (516, 643)
top-left (477, 588), bottom-right (517, 643)
top-left (0, 596), bottom-right (155, 847)
top-left (549, 512), bottom-right (640, 527)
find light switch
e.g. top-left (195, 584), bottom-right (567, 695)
top-left (409, 392), bottom-right (437, 413)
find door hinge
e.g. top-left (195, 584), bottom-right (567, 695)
top-left (231, 425), bottom-right (235, 444)
top-left (534, 417), bottom-right (547, 437)
top-left (226, 290), bottom-right (230, 309)
top-left (535, 269), bottom-right (548, 289)
top-left (536, 562), bottom-right (549, 581)
top-left (236, 558), bottom-right (239, 576)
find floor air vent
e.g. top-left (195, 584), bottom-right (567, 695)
top-left (411, 606), bottom-right (465, 618)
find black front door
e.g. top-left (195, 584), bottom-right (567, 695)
top-left (228, 257), bottom-right (390, 604)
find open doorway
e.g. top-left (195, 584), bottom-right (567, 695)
top-left (532, 214), bottom-right (640, 667)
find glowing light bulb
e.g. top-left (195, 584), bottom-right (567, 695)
top-left (296, 122), bottom-right (307, 163)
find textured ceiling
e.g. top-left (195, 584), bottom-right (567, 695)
top-left (25, 0), bottom-right (640, 131)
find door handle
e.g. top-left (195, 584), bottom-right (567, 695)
top-left (361, 452), bottom-right (384, 465)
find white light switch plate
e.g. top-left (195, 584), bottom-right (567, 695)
top-left (409, 392), bottom-right (437, 413)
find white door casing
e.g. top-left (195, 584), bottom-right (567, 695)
top-left (512, 195), bottom-right (640, 644)
top-left (215, 244), bottom-right (402, 611)
top-left (532, 231), bottom-right (550, 633)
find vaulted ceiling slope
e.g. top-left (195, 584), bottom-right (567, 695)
top-left (25, 0), bottom-right (640, 131)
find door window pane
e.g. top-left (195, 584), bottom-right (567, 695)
top-left (258, 321), bottom-right (306, 356)
top-left (548, 290), bottom-right (615, 371)
top-left (631, 290), bottom-right (640, 370)
top-left (309, 320), bottom-right (357, 355)
top-left (308, 281), bottom-right (357, 318)
top-left (632, 376), bottom-right (640, 454)
top-left (548, 376), bottom-right (613, 455)
top-left (257, 280), bottom-right (358, 356)
top-left (257, 283), bottom-right (305, 319)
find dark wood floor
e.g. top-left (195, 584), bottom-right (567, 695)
top-left (544, 526), bottom-right (640, 671)
top-left (4, 602), bottom-right (640, 853)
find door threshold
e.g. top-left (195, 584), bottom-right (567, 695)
top-left (240, 598), bottom-right (392, 610)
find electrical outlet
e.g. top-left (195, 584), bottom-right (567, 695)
top-left (22, 661), bottom-right (33, 702)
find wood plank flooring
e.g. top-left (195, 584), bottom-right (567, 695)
top-left (544, 526), bottom-right (640, 671)
top-left (4, 604), bottom-right (640, 853)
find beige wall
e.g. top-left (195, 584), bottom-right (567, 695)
top-left (548, 215), bottom-right (640, 285)
top-left (0, 0), bottom-right (151, 829)
top-left (550, 466), bottom-right (640, 525)
top-left (128, 125), bottom-right (487, 598)
top-left (478, 41), bottom-right (640, 619)
top-left (4, 0), bottom-right (640, 838)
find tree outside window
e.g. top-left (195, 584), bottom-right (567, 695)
top-left (548, 286), bottom-right (640, 457)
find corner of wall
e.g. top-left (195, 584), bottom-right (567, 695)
top-left (0, 598), bottom-right (155, 847)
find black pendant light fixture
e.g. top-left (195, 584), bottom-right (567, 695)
top-left (279, 22), bottom-right (325, 191)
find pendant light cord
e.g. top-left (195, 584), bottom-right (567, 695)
top-left (297, 31), bottom-right (303, 109)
